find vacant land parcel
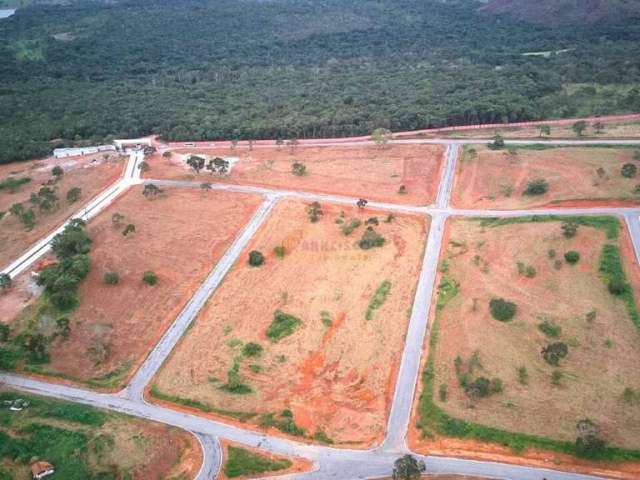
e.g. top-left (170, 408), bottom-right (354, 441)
top-left (452, 146), bottom-right (640, 209)
top-left (0, 153), bottom-right (124, 267)
top-left (0, 389), bottom-right (200, 479)
top-left (153, 199), bottom-right (428, 446)
top-left (412, 216), bottom-right (640, 471)
top-left (1, 186), bottom-right (263, 388)
top-left (149, 144), bottom-right (444, 205)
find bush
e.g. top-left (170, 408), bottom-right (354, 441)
top-left (0, 176), bottom-right (31, 193)
top-left (103, 272), bottom-right (119, 285)
top-left (523, 178), bottom-right (549, 196)
top-left (248, 250), bottom-right (265, 266)
top-left (341, 218), bottom-right (362, 235)
top-left (488, 134), bottom-right (505, 150)
top-left (561, 221), bottom-right (578, 238)
top-left (489, 298), bottom-right (516, 322)
top-left (66, 187), bottom-right (82, 203)
top-left (564, 251), bottom-right (580, 264)
top-left (358, 226), bottom-right (385, 250)
top-left (608, 278), bottom-right (627, 295)
top-left (575, 420), bottom-right (607, 459)
top-left (273, 245), bottom-right (286, 258)
top-left (464, 377), bottom-right (491, 399)
top-left (242, 342), bottom-right (263, 357)
top-left (517, 366), bottom-right (528, 386)
top-left (0, 273), bottom-right (11, 292)
top-left (538, 320), bottom-right (561, 337)
top-left (142, 271), bottom-right (158, 285)
top-left (621, 163), bottom-right (637, 178)
top-left (552, 370), bottom-right (563, 385)
top-left (291, 162), bottom-right (306, 176)
top-left (266, 311), bottom-right (301, 342)
top-left (542, 342), bottom-right (569, 366)
top-left (307, 201), bottom-right (323, 222)
top-left (52, 165), bottom-right (64, 178)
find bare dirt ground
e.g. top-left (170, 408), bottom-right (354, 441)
top-left (146, 144), bottom-right (444, 205)
top-left (153, 199), bottom-right (428, 447)
top-left (0, 152), bottom-right (125, 267)
top-left (8, 186), bottom-right (263, 389)
top-left (452, 146), bottom-right (640, 209)
top-left (408, 120), bottom-right (640, 139)
top-left (410, 217), bottom-right (640, 478)
top-left (219, 440), bottom-right (312, 479)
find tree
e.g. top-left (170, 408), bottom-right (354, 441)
top-left (358, 226), bottom-right (385, 250)
top-left (122, 224), bottom-right (136, 236)
top-left (621, 163), bottom-right (637, 178)
top-left (392, 454), bottom-right (425, 480)
top-left (523, 178), bottom-right (549, 195)
top-left (593, 121), bottom-right (605, 134)
top-left (51, 220), bottom-right (92, 259)
top-left (248, 250), bottom-right (265, 266)
top-left (242, 342), bottom-right (263, 357)
top-left (138, 160), bottom-right (150, 172)
top-left (19, 208), bottom-right (36, 230)
top-left (572, 121), bottom-right (588, 137)
top-left (32, 186), bottom-right (59, 212)
top-left (103, 272), bottom-right (119, 285)
top-left (291, 162), bottom-right (307, 176)
top-left (488, 133), bottom-right (505, 150)
top-left (142, 271), bottom-right (158, 285)
top-left (0, 273), bottom-right (12, 292)
top-left (307, 201), bottom-right (323, 222)
top-left (541, 342), bottom-right (569, 366)
top-left (66, 187), bottom-right (82, 203)
top-left (51, 165), bottom-right (64, 179)
top-left (371, 127), bottom-right (392, 147)
top-left (162, 151), bottom-right (172, 158)
top-left (186, 155), bottom-right (205, 173)
top-left (357, 198), bottom-right (368, 209)
top-left (207, 157), bottom-right (229, 175)
top-left (142, 183), bottom-right (162, 199)
top-left (489, 298), bottom-right (516, 321)
top-left (539, 125), bottom-right (551, 137)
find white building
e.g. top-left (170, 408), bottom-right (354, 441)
top-left (53, 145), bottom-right (115, 158)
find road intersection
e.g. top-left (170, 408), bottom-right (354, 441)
top-left (2, 137), bottom-right (639, 479)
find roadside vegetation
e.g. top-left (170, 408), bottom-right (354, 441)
top-left (223, 446), bottom-right (292, 478)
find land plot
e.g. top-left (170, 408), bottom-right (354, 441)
top-left (412, 216), bottom-right (640, 468)
top-left (452, 145), bottom-right (640, 209)
top-left (147, 144), bottom-right (444, 205)
top-left (0, 389), bottom-right (201, 479)
top-left (0, 153), bottom-right (125, 267)
top-left (153, 199), bottom-right (428, 447)
top-left (1, 186), bottom-right (263, 389)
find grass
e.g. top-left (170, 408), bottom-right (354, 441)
top-left (478, 215), bottom-right (620, 240)
top-left (365, 280), bottom-right (391, 320)
top-left (87, 361), bottom-right (132, 389)
top-left (599, 244), bottom-right (640, 330)
top-left (149, 385), bottom-right (257, 422)
top-left (259, 410), bottom-right (305, 437)
top-left (223, 446), bottom-right (291, 478)
top-left (0, 176), bottom-right (30, 192)
top-left (266, 311), bottom-right (301, 342)
top-left (416, 272), bottom-right (640, 461)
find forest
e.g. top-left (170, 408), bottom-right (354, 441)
top-left (1, 0), bottom-right (640, 163)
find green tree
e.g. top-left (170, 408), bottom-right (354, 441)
top-left (523, 178), bottom-right (549, 195)
top-left (142, 271), bottom-right (158, 285)
top-left (564, 250), bottom-right (580, 264)
top-left (561, 221), bottom-right (578, 238)
top-left (51, 220), bottom-right (92, 259)
top-left (392, 454), bottom-right (425, 480)
top-left (52, 165), bottom-right (64, 179)
top-left (621, 163), bottom-right (637, 178)
top-left (142, 183), bottom-right (162, 199)
top-left (541, 342), bottom-right (569, 366)
top-left (307, 201), bottom-right (323, 222)
top-left (103, 272), bottom-right (119, 285)
top-left (187, 155), bottom-right (205, 173)
top-left (489, 298), bottom-right (516, 321)
top-left (248, 250), bottom-right (265, 266)
top-left (572, 121), bottom-right (588, 137)
top-left (0, 273), bottom-right (12, 292)
top-left (66, 187), bottom-right (82, 203)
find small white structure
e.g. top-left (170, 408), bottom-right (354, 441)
top-left (53, 145), bottom-right (115, 159)
top-left (31, 461), bottom-right (55, 480)
top-left (114, 138), bottom-right (152, 152)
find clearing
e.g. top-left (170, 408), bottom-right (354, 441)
top-left (411, 216), bottom-right (640, 477)
top-left (152, 199), bottom-right (428, 447)
top-left (0, 152), bottom-right (124, 268)
top-left (147, 143), bottom-right (444, 205)
top-left (0, 186), bottom-right (263, 389)
top-left (452, 145), bottom-right (640, 209)
top-left (0, 388), bottom-right (200, 479)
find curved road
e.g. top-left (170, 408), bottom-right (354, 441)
top-left (2, 136), bottom-right (639, 479)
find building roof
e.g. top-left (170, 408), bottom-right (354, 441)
top-left (31, 461), bottom-right (54, 475)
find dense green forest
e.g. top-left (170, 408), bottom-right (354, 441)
top-left (1, 0), bottom-right (640, 163)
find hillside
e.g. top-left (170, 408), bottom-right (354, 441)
top-left (480, 0), bottom-right (640, 26)
top-left (0, 0), bottom-right (640, 163)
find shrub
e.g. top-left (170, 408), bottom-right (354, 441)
top-left (122, 224), bottom-right (136, 236)
top-left (464, 376), bottom-right (491, 400)
top-left (523, 178), bottom-right (549, 196)
top-left (242, 342), bottom-right (263, 357)
top-left (248, 250), bottom-right (265, 266)
top-left (554, 259), bottom-right (563, 270)
top-left (66, 187), bottom-right (82, 203)
top-left (438, 384), bottom-right (448, 402)
top-left (51, 165), bottom-right (64, 178)
top-left (488, 134), bottom-right (505, 150)
top-left (266, 311), bottom-right (301, 342)
top-left (0, 273), bottom-right (11, 292)
top-left (516, 366), bottom-right (528, 386)
top-left (273, 246), bottom-right (286, 258)
top-left (542, 342), bottom-right (569, 366)
top-left (621, 163), bottom-right (637, 178)
top-left (307, 201), bottom-right (323, 222)
top-left (103, 272), bottom-right (119, 285)
top-left (358, 226), bottom-right (385, 250)
top-left (552, 370), bottom-right (563, 385)
top-left (489, 378), bottom-right (503, 394)
top-left (575, 420), bottom-right (607, 459)
top-left (341, 218), bottom-right (362, 235)
top-left (538, 320), bottom-right (561, 338)
top-left (291, 162), bottom-right (306, 176)
top-left (608, 278), bottom-right (627, 295)
top-left (564, 251), bottom-right (580, 264)
top-left (0, 176), bottom-right (31, 193)
top-left (561, 221), bottom-right (578, 238)
top-left (142, 271), bottom-right (158, 285)
top-left (547, 249), bottom-right (556, 259)
top-left (489, 298), bottom-right (516, 322)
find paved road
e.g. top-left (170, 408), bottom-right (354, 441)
top-left (125, 196), bottom-right (277, 400)
top-left (3, 139), bottom-right (639, 479)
